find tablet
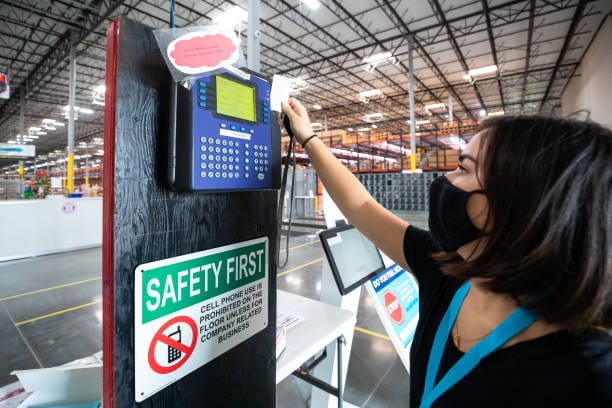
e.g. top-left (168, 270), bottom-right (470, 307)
top-left (319, 223), bottom-right (385, 295)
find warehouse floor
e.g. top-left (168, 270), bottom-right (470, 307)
top-left (0, 211), bottom-right (429, 407)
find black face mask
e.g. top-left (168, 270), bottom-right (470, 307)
top-left (428, 176), bottom-right (485, 252)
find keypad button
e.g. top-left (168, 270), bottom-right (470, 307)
top-left (208, 163), bottom-right (214, 169)
top-left (200, 145), bottom-right (206, 151)
top-left (199, 95), bottom-right (206, 101)
top-left (200, 171), bottom-right (206, 178)
top-left (245, 151), bottom-right (249, 156)
top-left (249, 129), bottom-right (255, 134)
top-left (235, 141), bottom-right (240, 147)
top-left (208, 137), bottom-right (214, 144)
top-left (245, 166), bottom-right (250, 171)
top-left (230, 125), bottom-right (236, 130)
top-left (208, 154), bottom-right (214, 161)
top-left (245, 158), bottom-right (250, 163)
top-left (229, 172), bottom-right (234, 178)
top-left (222, 172), bottom-right (227, 178)
top-left (229, 149), bottom-right (234, 155)
top-left (265, 159), bottom-right (268, 165)
top-left (229, 165), bottom-right (234, 170)
top-left (200, 154), bottom-right (206, 160)
top-left (208, 146), bottom-right (214, 153)
top-left (199, 102), bottom-right (207, 108)
top-left (222, 156), bottom-right (227, 162)
top-left (215, 163), bottom-right (221, 170)
top-left (234, 172), bottom-right (239, 178)
top-left (228, 140), bottom-right (233, 146)
top-left (245, 173), bottom-right (249, 178)
top-left (264, 146), bottom-right (268, 151)
top-left (216, 172), bottom-right (221, 178)
top-left (229, 157), bottom-right (234, 163)
top-left (222, 148), bottom-right (227, 154)
top-left (258, 173), bottom-right (264, 180)
top-left (245, 143), bottom-right (250, 149)
top-left (220, 123), bottom-right (227, 128)
top-left (208, 171), bottom-right (214, 178)
top-left (200, 136), bottom-right (207, 143)
top-left (200, 163), bottom-right (206, 169)
top-left (254, 159), bottom-right (259, 164)
top-left (222, 164), bottom-right (227, 170)
top-left (235, 165), bottom-right (240, 171)
top-left (216, 155), bottom-right (221, 161)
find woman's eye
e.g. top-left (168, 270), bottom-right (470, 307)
top-left (457, 164), bottom-right (468, 173)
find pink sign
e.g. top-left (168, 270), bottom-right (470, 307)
top-left (167, 31), bottom-right (239, 74)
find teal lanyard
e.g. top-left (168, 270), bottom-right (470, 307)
top-left (420, 281), bottom-right (537, 408)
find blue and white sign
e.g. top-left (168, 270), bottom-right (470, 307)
top-left (366, 263), bottom-right (419, 373)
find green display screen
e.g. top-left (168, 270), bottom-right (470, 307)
top-left (216, 76), bottom-right (255, 122)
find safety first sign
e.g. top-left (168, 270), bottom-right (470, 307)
top-left (134, 237), bottom-right (268, 401)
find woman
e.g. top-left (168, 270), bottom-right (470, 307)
top-left (281, 98), bottom-right (611, 406)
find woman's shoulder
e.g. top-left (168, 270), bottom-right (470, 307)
top-left (516, 328), bottom-right (612, 399)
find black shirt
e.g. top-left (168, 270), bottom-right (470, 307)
top-left (403, 225), bottom-right (612, 407)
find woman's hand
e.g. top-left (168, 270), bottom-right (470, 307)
top-left (281, 97), bottom-right (315, 145)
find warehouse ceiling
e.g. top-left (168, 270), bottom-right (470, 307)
top-left (0, 0), bottom-right (610, 170)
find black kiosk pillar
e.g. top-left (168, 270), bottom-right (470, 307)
top-left (102, 17), bottom-right (277, 407)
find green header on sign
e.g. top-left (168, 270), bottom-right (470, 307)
top-left (141, 241), bottom-right (266, 323)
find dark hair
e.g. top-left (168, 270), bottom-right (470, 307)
top-left (441, 116), bottom-right (611, 329)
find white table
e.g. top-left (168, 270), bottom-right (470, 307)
top-left (276, 290), bottom-right (356, 407)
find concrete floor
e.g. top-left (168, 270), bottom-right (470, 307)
top-left (0, 211), bottom-right (429, 407)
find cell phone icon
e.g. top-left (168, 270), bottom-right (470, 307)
top-left (167, 325), bottom-right (182, 363)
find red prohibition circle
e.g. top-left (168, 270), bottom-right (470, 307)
top-left (148, 315), bottom-right (198, 374)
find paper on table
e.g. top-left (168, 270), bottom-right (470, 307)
top-left (270, 74), bottom-right (291, 112)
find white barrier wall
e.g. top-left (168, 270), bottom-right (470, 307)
top-left (0, 197), bottom-right (102, 262)
top-left (561, 15), bottom-right (612, 128)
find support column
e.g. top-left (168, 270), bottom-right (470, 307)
top-left (19, 87), bottom-right (25, 194)
top-left (448, 94), bottom-right (453, 125)
top-left (67, 30), bottom-right (77, 193)
top-left (247, 0), bottom-right (260, 71)
top-left (408, 35), bottom-right (417, 171)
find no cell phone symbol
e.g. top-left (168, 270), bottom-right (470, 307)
top-left (148, 316), bottom-right (197, 374)
top-left (167, 325), bottom-right (182, 363)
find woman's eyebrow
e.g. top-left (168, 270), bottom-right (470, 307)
top-left (459, 154), bottom-right (477, 164)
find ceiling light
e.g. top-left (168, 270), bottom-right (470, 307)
top-left (357, 127), bottom-right (370, 132)
top-left (363, 51), bottom-right (392, 65)
top-left (7, 140), bottom-right (16, 144)
top-left (463, 65), bottom-right (498, 81)
top-left (29, 127), bottom-right (41, 131)
top-left (358, 89), bottom-right (383, 103)
top-left (312, 104), bottom-right (322, 110)
top-left (370, 124), bottom-right (378, 129)
top-left (213, 5), bottom-right (248, 26)
top-left (92, 100), bottom-right (105, 106)
top-left (303, 0), bottom-right (321, 10)
top-left (407, 119), bottom-right (431, 125)
top-left (424, 103), bottom-right (445, 110)
top-left (289, 77), bottom-right (309, 93)
top-left (347, 127), bottom-right (354, 131)
top-left (79, 108), bottom-right (94, 114)
top-left (311, 122), bottom-right (323, 128)
top-left (487, 110), bottom-right (505, 117)
top-left (479, 109), bottom-right (487, 116)
top-left (468, 65), bottom-right (498, 77)
top-left (93, 84), bottom-right (106, 94)
top-left (363, 112), bottom-right (383, 122)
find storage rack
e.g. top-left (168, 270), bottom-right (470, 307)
top-left (356, 171), bottom-right (442, 212)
